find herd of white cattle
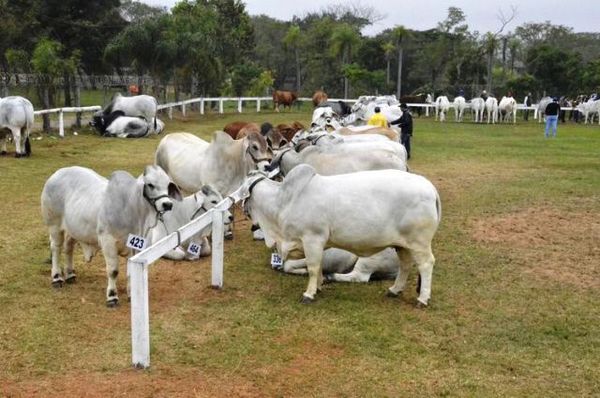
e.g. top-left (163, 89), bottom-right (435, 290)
top-left (3, 90), bottom-right (598, 308)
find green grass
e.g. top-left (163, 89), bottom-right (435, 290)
top-left (0, 111), bottom-right (599, 397)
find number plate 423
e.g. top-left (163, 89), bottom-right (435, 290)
top-left (126, 234), bottom-right (147, 251)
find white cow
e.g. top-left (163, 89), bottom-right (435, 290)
top-left (0, 96), bottom-right (34, 157)
top-left (347, 96), bottom-right (402, 126)
top-left (155, 131), bottom-right (272, 196)
top-left (499, 96), bottom-right (517, 123)
top-left (485, 97), bottom-right (499, 124)
top-left (269, 142), bottom-right (407, 177)
top-left (243, 165), bottom-right (441, 306)
top-left (104, 116), bottom-right (165, 138)
top-left (453, 96), bottom-right (466, 122)
top-left (105, 93), bottom-right (158, 129)
top-left (435, 96), bottom-right (450, 122)
top-left (470, 98), bottom-right (485, 123)
top-left (41, 165), bottom-right (181, 306)
top-left (577, 98), bottom-right (600, 124)
top-left (536, 96), bottom-right (553, 123)
top-left (282, 248), bottom-right (399, 283)
top-left (148, 184), bottom-right (233, 260)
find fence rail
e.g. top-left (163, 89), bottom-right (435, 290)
top-left (32, 96), bottom-right (578, 137)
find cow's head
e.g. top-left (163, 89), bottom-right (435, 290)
top-left (142, 165), bottom-right (182, 213)
top-left (244, 132), bottom-right (273, 172)
top-left (90, 110), bottom-right (125, 135)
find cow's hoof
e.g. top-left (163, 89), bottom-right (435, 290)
top-left (224, 232), bottom-right (234, 241)
top-left (300, 295), bottom-right (314, 304)
top-left (0, 151), bottom-right (6, 156)
top-left (65, 274), bottom-right (77, 284)
top-left (323, 274), bottom-right (334, 284)
top-left (415, 300), bottom-right (428, 309)
top-left (52, 279), bottom-right (64, 288)
top-left (106, 298), bottom-right (119, 308)
top-left (386, 289), bottom-right (400, 298)
top-left (15, 153), bottom-right (22, 158)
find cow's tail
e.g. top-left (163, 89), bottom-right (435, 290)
top-left (154, 116), bottom-right (157, 131)
top-left (25, 136), bottom-right (31, 156)
top-left (434, 190), bottom-right (442, 225)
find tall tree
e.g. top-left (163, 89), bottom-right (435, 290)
top-left (392, 25), bottom-right (409, 98)
top-left (330, 23), bottom-right (361, 98)
top-left (381, 41), bottom-right (395, 86)
top-left (284, 25), bottom-right (302, 93)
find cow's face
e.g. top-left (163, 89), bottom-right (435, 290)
top-left (143, 165), bottom-right (182, 213)
top-left (244, 132), bottom-right (272, 172)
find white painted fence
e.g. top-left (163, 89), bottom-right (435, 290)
top-left (34, 106), bottom-right (101, 137)
top-left (128, 182), bottom-right (252, 369)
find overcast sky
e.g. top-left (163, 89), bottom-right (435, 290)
top-left (141, 0), bottom-right (598, 36)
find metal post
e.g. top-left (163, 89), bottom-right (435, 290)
top-left (426, 105), bottom-right (430, 117)
top-left (237, 98), bottom-right (242, 113)
top-left (129, 260), bottom-right (150, 368)
top-left (219, 99), bottom-right (224, 114)
top-left (257, 99), bottom-right (261, 112)
top-left (211, 210), bottom-right (224, 289)
top-left (58, 110), bottom-right (64, 137)
top-left (200, 99), bottom-right (205, 115)
top-left (182, 103), bottom-right (186, 117)
top-left (168, 106), bottom-right (173, 120)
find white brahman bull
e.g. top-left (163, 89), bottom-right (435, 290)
top-left (435, 96), bottom-right (450, 122)
top-left (268, 141), bottom-right (407, 177)
top-left (499, 96), bottom-right (517, 123)
top-left (148, 184), bottom-right (233, 260)
top-left (536, 96), bottom-right (553, 123)
top-left (104, 116), bottom-right (165, 138)
top-left (576, 98), bottom-right (600, 124)
top-left (470, 98), bottom-right (485, 123)
top-left (243, 165), bottom-right (441, 306)
top-left (346, 96), bottom-right (402, 126)
top-left (41, 165), bottom-right (181, 306)
top-left (485, 97), bottom-right (499, 124)
top-left (0, 96), bottom-right (34, 157)
top-left (453, 96), bottom-right (466, 122)
top-left (92, 93), bottom-right (158, 133)
top-left (282, 248), bottom-right (399, 283)
top-left (155, 131), bottom-right (272, 196)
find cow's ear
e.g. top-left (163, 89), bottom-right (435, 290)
top-left (201, 185), bottom-right (212, 196)
top-left (168, 182), bottom-right (183, 201)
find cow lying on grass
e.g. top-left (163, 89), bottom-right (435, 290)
top-left (243, 165), bottom-right (441, 306)
top-left (148, 184), bottom-right (233, 260)
top-left (41, 165), bottom-right (182, 306)
top-left (282, 248), bottom-right (400, 283)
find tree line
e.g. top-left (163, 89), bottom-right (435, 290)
top-left (1, 0), bottom-right (599, 111)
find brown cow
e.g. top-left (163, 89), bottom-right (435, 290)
top-left (276, 121), bottom-right (306, 142)
top-left (273, 90), bottom-right (298, 112)
top-left (312, 90), bottom-right (328, 107)
top-left (224, 121), bottom-right (289, 150)
top-left (223, 121), bottom-right (250, 139)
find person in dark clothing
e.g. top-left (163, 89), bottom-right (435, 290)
top-left (544, 97), bottom-right (560, 138)
top-left (390, 103), bottom-right (413, 159)
top-left (523, 92), bottom-right (532, 121)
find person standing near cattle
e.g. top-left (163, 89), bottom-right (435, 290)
top-left (390, 103), bottom-right (413, 160)
top-left (523, 92), bottom-right (532, 121)
top-left (367, 107), bottom-right (388, 128)
top-left (544, 97), bottom-right (561, 138)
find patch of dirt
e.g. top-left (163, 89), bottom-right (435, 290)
top-left (1, 367), bottom-right (262, 398)
top-left (472, 206), bottom-right (600, 289)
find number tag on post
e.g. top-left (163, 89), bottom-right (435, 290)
top-left (187, 241), bottom-right (201, 258)
top-left (126, 234), bottom-right (147, 251)
top-left (271, 253), bottom-right (283, 269)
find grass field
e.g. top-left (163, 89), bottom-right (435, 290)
top-left (1, 110), bottom-right (599, 397)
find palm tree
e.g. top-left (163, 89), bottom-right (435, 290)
top-left (284, 25), bottom-right (302, 93)
top-left (508, 37), bottom-right (521, 74)
top-left (391, 25), bottom-right (408, 98)
top-left (330, 23), bottom-right (361, 98)
top-left (484, 32), bottom-right (499, 92)
top-left (381, 41), bottom-right (395, 86)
